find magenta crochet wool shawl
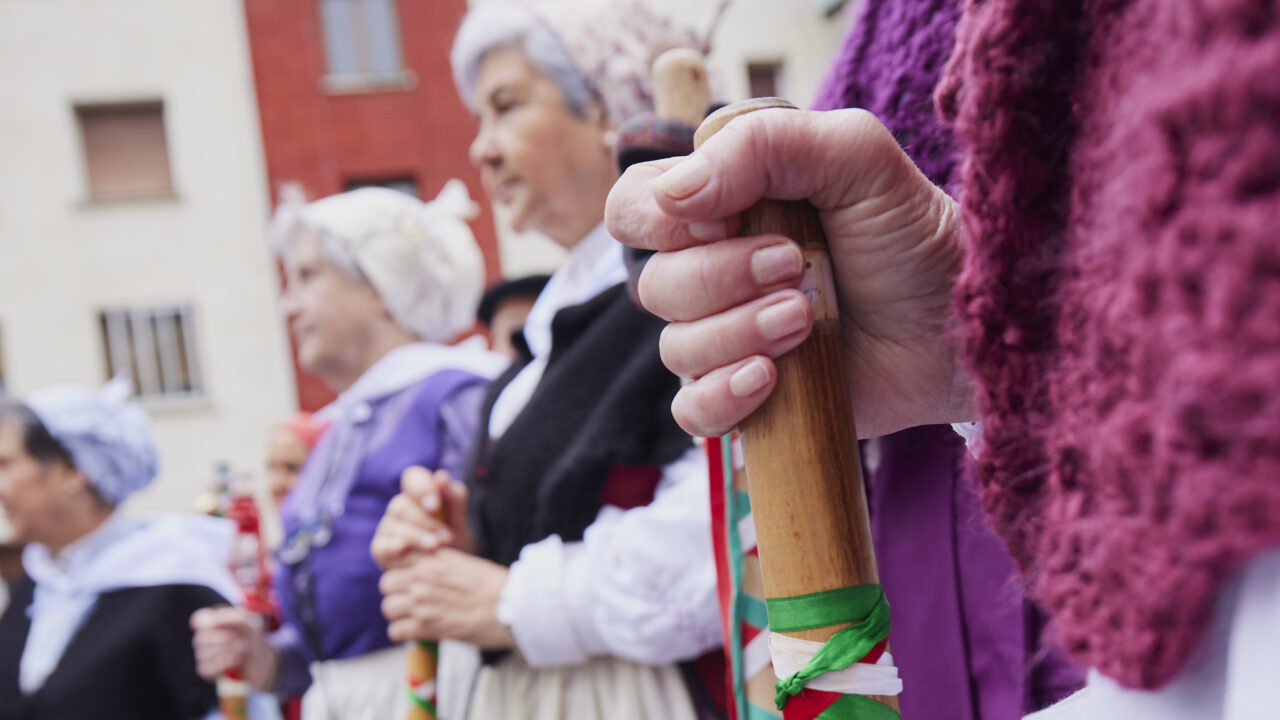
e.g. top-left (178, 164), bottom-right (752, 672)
top-left (937, 0), bottom-right (1280, 689)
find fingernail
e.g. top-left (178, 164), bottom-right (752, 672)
top-left (688, 219), bottom-right (726, 241)
top-left (751, 244), bottom-right (803, 285)
top-left (756, 298), bottom-right (808, 340)
top-left (419, 533), bottom-right (439, 549)
top-left (653, 155), bottom-right (711, 199)
top-left (421, 493), bottom-right (439, 512)
top-left (729, 359), bottom-right (771, 398)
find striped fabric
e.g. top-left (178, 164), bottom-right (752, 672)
top-left (707, 435), bottom-right (782, 720)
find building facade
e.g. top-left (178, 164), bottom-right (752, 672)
top-left (242, 0), bottom-right (500, 411)
top-left (0, 0), bottom-right (295, 513)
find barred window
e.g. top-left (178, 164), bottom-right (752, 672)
top-left (99, 306), bottom-right (204, 400)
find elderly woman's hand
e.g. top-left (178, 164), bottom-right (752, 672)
top-left (379, 547), bottom-right (514, 649)
top-left (605, 107), bottom-right (974, 439)
top-left (370, 467), bottom-right (474, 569)
top-left (190, 606), bottom-right (278, 691)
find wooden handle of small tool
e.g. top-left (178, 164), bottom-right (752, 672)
top-left (695, 98), bottom-right (898, 713)
top-left (653, 48), bottom-right (711, 129)
top-left (217, 673), bottom-right (250, 720)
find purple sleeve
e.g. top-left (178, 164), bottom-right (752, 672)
top-left (436, 381), bottom-right (487, 482)
top-left (267, 624), bottom-right (313, 700)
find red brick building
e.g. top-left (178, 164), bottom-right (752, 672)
top-left (242, 0), bottom-right (497, 410)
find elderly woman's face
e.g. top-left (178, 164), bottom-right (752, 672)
top-left (0, 421), bottom-right (70, 545)
top-left (280, 231), bottom-right (390, 380)
top-left (469, 47), bottom-right (617, 244)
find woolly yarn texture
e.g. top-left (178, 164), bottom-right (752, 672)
top-left (939, 0), bottom-right (1280, 689)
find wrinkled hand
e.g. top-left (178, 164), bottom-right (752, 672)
top-left (605, 107), bottom-right (974, 438)
top-left (371, 467), bottom-right (474, 569)
top-left (190, 606), bottom-right (277, 691)
top-left (379, 547), bottom-right (513, 649)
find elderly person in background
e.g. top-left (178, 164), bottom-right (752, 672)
top-left (476, 275), bottom-right (550, 360)
top-left (191, 181), bottom-right (506, 720)
top-left (369, 2), bottom-right (723, 719)
top-left (0, 382), bottom-right (247, 719)
top-left (264, 412), bottom-right (327, 511)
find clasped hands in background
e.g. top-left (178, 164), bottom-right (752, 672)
top-left (371, 466), bottom-right (514, 650)
top-left (191, 467), bottom-right (512, 693)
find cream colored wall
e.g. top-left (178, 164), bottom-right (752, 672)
top-left (466, 0), bottom-right (857, 277)
top-left (0, 0), bottom-right (295, 515)
top-left (666, 0), bottom-right (856, 109)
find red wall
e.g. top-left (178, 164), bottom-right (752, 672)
top-left (242, 0), bottom-right (496, 411)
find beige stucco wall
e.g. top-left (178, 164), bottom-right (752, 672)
top-left (0, 0), bottom-right (295, 515)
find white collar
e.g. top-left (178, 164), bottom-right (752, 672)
top-left (318, 340), bottom-right (507, 423)
top-left (522, 223), bottom-right (627, 360)
top-left (23, 512), bottom-right (240, 600)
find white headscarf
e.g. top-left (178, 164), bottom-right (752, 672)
top-left (272, 181), bottom-right (486, 343)
top-left (452, 0), bottom-right (711, 125)
top-left (24, 379), bottom-right (157, 505)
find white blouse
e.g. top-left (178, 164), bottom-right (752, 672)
top-left (1027, 548), bottom-right (1280, 720)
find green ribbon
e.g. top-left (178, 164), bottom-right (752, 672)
top-left (406, 689), bottom-right (437, 716)
top-left (818, 693), bottom-right (901, 720)
top-left (766, 585), bottom-right (891, 710)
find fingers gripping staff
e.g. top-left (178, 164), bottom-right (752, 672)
top-left (694, 99), bottom-right (902, 719)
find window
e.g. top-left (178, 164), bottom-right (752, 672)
top-left (77, 102), bottom-right (173, 201)
top-left (319, 0), bottom-right (406, 86)
top-left (747, 61), bottom-right (783, 99)
top-left (99, 306), bottom-right (204, 400)
top-left (345, 176), bottom-right (419, 198)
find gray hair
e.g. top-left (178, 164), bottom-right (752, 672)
top-left (267, 182), bottom-right (486, 344)
top-left (451, 2), bottom-right (595, 119)
top-left (268, 183), bottom-right (366, 284)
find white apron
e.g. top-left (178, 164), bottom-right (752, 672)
top-left (466, 650), bottom-right (699, 720)
top-left (301, 645), bottom-right (410, 720)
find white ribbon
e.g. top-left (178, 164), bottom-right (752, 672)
top-left (769, 633), bottom-right (903, 697)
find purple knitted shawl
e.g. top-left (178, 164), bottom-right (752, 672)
top-left (813, 0), bottom-right (960, 188)
top-left (938, 0), bottom-right (1280, 689)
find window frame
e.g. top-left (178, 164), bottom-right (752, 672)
top-left (75, 100), bottom-right (176, 203)
top-left (100, 305), bottom-right (206, 405)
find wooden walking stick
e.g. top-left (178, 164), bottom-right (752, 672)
top-left (695, 99), bottom-right (903, 719)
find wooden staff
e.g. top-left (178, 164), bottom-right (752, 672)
top-left (694, 98), bottom-right (900, 715)
top-left (404, 505), bottom-right (445, 720)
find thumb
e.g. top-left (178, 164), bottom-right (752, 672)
top-left (401, 466), bottom-right (440, 513)
top-left (650, 107), bottom-right (923, 230)
top-left (442, 480), bottom-right (469, 527)
top-left (442, 481), bottom-right (475, 551)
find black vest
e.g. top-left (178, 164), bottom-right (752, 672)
top-left (467, 283), bottom-right (691, 568)
top-left (0, 575), bottom-right (223, 720)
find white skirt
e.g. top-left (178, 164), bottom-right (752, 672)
top-left (301, 645), bottom-right (410, 720)
top-left (465, 650), bottom-right (699, 720)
